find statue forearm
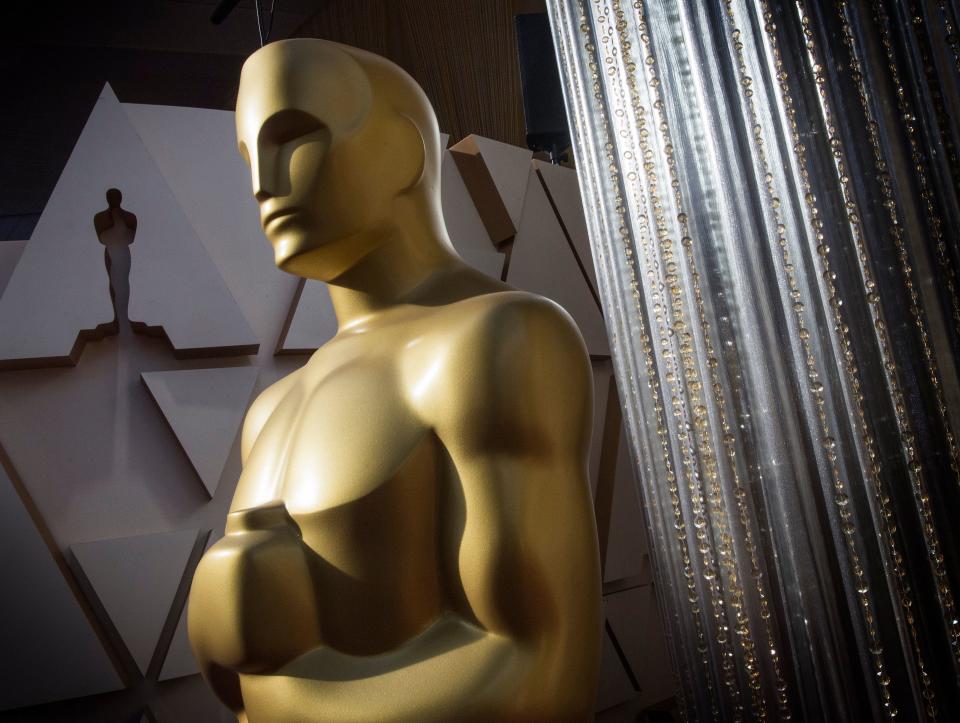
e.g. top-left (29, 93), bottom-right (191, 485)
top-left (236, 615), bottom-right (583, 723)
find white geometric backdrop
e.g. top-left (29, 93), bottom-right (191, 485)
top-left (0, 85), bottom-right (672, 721)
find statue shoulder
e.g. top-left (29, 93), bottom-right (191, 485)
top-left (458, 290), bottom-right (588, 365)
top-left (408, 290), bottom-right (592, 435)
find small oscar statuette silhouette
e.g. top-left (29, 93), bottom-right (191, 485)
top-left (93, 188), bottom-right (137, 332)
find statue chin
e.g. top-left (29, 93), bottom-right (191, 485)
top-left (275, 232), bottom-right (381, 282)
top-left (272, 236), bottom-right (334, 280)
top-left (270, 230), bottom-right (313, 268)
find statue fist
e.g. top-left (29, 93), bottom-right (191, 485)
top-left (188, 501), bottom-right (323, 674)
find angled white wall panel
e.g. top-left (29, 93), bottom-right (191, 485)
top-left (123, 103), bottom-right (297, 356)
top-left (605, 585), bottom-right (675, 709)
top-left (533, 160), bottom-right (599, 296)
top-left (441, 150), bottom-right (507, 281)
top-left (0, 85), bottom-right (258, 369)
top-left (108, 99), bottom-right (258, 357)
top-left (507, 169), bottom-right (610, 356)
top-left (71, 528), bottom-right (201, 675)
top-left (0, 239), bottom-right (28, 298)
top-left (451, 135), bottom-right (533, 232)
top-left (603, 423), bottom-right (649, 584)
top-left (142, 367), bottom-right (258, 497)
top-left (276, 280), bottom-right (339, 354)
top-left (589, 361), bottom-right (614, 498)
top-left (0, 85), bottom-right (118, 367)
top-left (0, 464), bottom-right (121, 711)
top-left (595, 609), bottom-right (638, 712)
top-left (158, 595), bottom-right (197, 682)
top-left (159, 531), bottom-right (217, 682)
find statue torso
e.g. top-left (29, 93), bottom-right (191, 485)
top-left (232, 299), bottom-right (478, 655)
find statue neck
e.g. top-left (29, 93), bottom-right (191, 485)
top-left (325, 227), bottom-right (460, 333)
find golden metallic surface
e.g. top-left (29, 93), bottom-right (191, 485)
top-left (187, 39), bottom-right (601, 722)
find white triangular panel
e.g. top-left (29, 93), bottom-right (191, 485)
top-left (142, 367), bottom-right (258, 497)
top-left (277, 280), bottom-right (339, 354)
top-left (507, 169), bottom-right (610, 356)
top-left (606, 585), bottom-right (675, 708)
top-left (71, 528), bottom-right (200, 675)
top-left (0, 465), bottom-right (122, 711)
top-left (158, 595), bottom-right (197, 681)
top-left (0, 84), bottom-right (258, 368)
top-left (533, 160), bottom-right (599, 295)
top-left (99, 92), bottom-right (258, 356)
top-left (604, 423), bottom-right (649, 583)
top-left (0, 89), bottom-right (119, 366)
top-left (457, 135), bottom-right (534, 231)
top-left (159, 530), bottom-right (215, 681)
top-left (0, 240), bottom-right (28, 298)
top-left (595, 612), bottom-right (636, 712)
top-left (123, 102), bottom-right (296, 347)
top-left (590, 362), bottom-right (614, 499)
top-left (441, 150), bottom-right (507, 280)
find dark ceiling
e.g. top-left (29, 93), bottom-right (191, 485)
top-left (1, 0), bottom-right (542, 239)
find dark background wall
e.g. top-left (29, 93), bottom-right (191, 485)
top-left (1, 0), bottom-right (535, 241)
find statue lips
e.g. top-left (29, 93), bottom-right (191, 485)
top-left (263, 206), bottom-right (302, 230)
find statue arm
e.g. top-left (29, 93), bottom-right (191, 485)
top-left (435, 295), bottom-right (603, 719)
top-left (189, 370), bottom-right (313, 717)
top-left (236, 295), bottom-right (602, 722)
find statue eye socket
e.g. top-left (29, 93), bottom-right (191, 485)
top-left (260, 110), bottom-right (326, 147)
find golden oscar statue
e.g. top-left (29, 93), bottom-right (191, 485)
top-left (187, 38), bottom-right (601, 722)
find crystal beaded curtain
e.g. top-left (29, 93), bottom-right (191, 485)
top-left (546, 0), bottom-right (960, 719)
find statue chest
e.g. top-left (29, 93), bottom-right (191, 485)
top-left (237, 355), bottom-right (445, 651)
top-left (239, 356), bottom-right (433, 516)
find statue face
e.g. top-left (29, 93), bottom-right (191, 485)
top-left (237, 102), bottom-right (348, 275)
top-left (236, 41), bottom-right (424, 281)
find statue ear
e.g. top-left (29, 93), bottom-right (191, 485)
top-left (389, 112), bottom-right (426, 193)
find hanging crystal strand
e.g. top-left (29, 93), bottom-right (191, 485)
top-left (637, 0), bottom-right (794, 715)
top-left (587, 1), bottom-right (738, 716)
top-left (612, 1), bottom-right (755, 715)
top-left (879, 0), bottom-right (960, 432)
top-left (859, 0), bottom-right (960, 700)
top-left (773, 0), bottom-right (950, 717)
top-left (908, 1), bottom-right (960, 240)
top-left (724, 0), bottom-right (891, 716)
top-left (547, 0), bottom-right (960, 718)
top-left (548, 2), bottom-right (712, 718)
top-left (937, 0), bottom-right (960, 77)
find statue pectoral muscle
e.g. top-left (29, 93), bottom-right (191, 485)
top-left (187, 39), bottom-right (602, 722)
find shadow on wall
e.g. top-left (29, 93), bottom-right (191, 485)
top-left (94, 188), bottom-right (137, 333)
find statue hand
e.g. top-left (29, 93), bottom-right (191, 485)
top-left (188, 501), bottom-right (322, 674)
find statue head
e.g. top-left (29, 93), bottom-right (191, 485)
top-left (105, 188), bottom-right (123, 208)
top-left (236, 39), bottom-right (443, 281)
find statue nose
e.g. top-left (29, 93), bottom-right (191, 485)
top-left (251, 150), bottom-right (277, 202)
